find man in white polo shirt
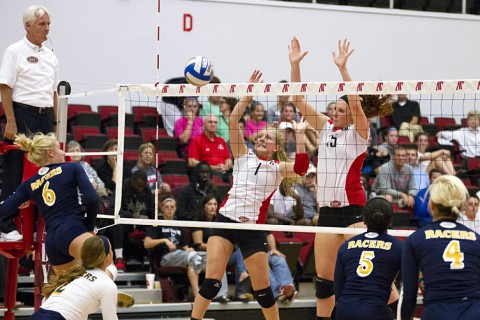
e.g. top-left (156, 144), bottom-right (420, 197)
top-left (0, 5), bottom-right (59, 241)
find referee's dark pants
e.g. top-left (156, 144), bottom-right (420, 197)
top-left (0, 102), bottom-right (54, 233)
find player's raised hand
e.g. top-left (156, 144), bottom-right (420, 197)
top-left (291, 116), bottom-right (308, 135)
top-left (332, 39), bottom-right (354, 69)
top-left (289, 36), bottom-right (309, 65)
top-left (248, 69), bottom-right (263, 84)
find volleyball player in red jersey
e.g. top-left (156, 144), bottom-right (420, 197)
top-left (191, 70), bottom-right (309, 320)
top-left (289, 37), bottom-right (393, 319)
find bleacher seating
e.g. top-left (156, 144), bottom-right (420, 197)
top-left (72, 126), bottom-right (108, 149)
top-left (67, 104), bottom-right (92, 121)
top-left (434, 117), bottom-right (457, 131)
top-left (132, 106), bottom-right (158, 127)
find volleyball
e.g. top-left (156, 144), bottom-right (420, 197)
top-left (184, 56), bottom-right (214, 86)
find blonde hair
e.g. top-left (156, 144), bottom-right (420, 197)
top-left (252, 126), bottom-right (301, 197)
top-left (428, 175), bottom-right (468, 219)
top-left (15, 133), bottom-right (57, 167)
top-left (139, 142), bottom-right (155, 155)
top-left (42, 237), bottom-right (107, 298)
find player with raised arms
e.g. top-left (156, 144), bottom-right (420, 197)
top-left (191, 70), bottom-right (309, 320)
top-left (289, 37), bottom-right (393, 319)
top-left (400, 175), bottom-right (480, 320)
top-left (30, 236), bottom-right (119, 319)
top-left (334, 197), bottom-right (403, 320)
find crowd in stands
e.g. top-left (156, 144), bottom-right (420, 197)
top-left (1, 89), bottom-right (479, 304)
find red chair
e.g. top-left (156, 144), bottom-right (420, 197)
top-left (420, 116), bottom-right (431, 125)
top-left (397, 136), bottom-right (411, 145)
top-left (105, 127), bottom-right (136, 139)
top-left (140, 128), bottom-right (169, 143)
top-left (434, 117), bottom-right (457, 131)
top-left (67, 104), bottom-right (92, 120)
top-left (72, 126), bottom-right (108, 149)
top-left (97, 105), bottom-right (119, 122)
top-left (132, 106), bottom-right (158, 126)
top-left (461, 118), bottom-right (468, 127)
top-left (162, 174), bottom-right (190, 188)
top-left (379, 116), bottom-right (394, 128)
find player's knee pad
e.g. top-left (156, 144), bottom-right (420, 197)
top-left (254, 286), bottom-right (276, 309)
top-left (198, 278), bottom-right (222, 300)
top-left (314, 277), bottom-right (334, 299)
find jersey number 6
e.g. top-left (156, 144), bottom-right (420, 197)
top-left (356, 250), bottom-right (375, 277)
top-left (42, 181), bottom-right (57, 206)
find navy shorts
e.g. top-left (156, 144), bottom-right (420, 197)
top-left (211, 214), bottom-right (268, 259)
top-left (317, 205), bottom-right (364, 228)
top-left (30, 308), bottom-right (66, 320)
top-left (422, 300), bottom-right (480, 320)
top-left (45, 220), bottom-right (88, 265)
top-left (336, 298), bottom-right (392, 320)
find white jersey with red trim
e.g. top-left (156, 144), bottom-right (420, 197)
top-left (317, 120), bottom-right (368, 208)
top-left (219, 151), bottom-right (283, 224)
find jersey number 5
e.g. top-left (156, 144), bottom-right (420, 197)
top-left (442, 240), bottom-right (465, 270)
top-left (356, 250), bottom-right (375, 277)
top-left (42, 181), bottom-right (56, 206)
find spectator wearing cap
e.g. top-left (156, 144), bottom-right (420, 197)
top-left (174, 97), bottom-right (203, 158)
top-left (378, 127), bottom-right (398, 158)
top-left (290, 164), bottom-right (319, 226)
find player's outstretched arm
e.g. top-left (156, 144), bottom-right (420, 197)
top-left (333, 39), bottom-right (368, 140)
top-left (289, 36), bottom-right (327, 132)
top-left (281, 117), bottom-right (309, 178)
top-left (229, 70), bottom-right (263, 159)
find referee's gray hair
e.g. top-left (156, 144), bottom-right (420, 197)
top-left (23, 5), bottom-right (50, 27)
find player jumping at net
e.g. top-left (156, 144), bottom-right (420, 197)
top-left (30, 236), bottom-right (119, 320)
top-left (334, 197), bottom-right (403, 320)
top-left (400, 175), bottom-right (480, 320)
top-left (191, 70), bottom-right (309, 320)
top-left (289, 37), bottom-right (394, 320)
top-left (0, 133), bottom-right (133, 306)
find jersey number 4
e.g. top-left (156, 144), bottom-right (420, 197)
top-left (442, 240), bottom-right (465, 270)
top-left (356, 250), bottom-right (375, 277)
top-left (42, 181), bottom-right (57, 206)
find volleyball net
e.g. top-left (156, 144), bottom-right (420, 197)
top-left (62, 79), bottom-right (480, 238)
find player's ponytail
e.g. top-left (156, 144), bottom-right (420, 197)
top-left (360, 94), bottom-right (393, 118)
top-left (428, 175), bottom-right (468, 220)
top-left (14, 132), bottom-right (57, 167)
top-left (363, 197), bottom-right (393, 233)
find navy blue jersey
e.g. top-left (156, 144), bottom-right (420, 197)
top-left (0, 163), bottom-right (98, 232)
top-left (334, 231), bottom-right (403, 303)
top-left (401, 219), bottom-right (480, 319)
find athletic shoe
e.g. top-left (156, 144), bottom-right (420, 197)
top-left (239, 275), bottom-right (252, 294)
top-left (0, 230), bottom-right (23, 242)
top-left (115, 258), bottom-right (126, 273)
top-left (231, 293), bottom-right (254, 303)
top-left (277, 284), bottom-right (298, 306)
top-left (117, 292), bottom-right (134, 308)
top-left (212, 295), bottom-right (230, 304)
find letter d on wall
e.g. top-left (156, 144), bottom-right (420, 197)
top-left (183, 14), bottom-right (192, 32)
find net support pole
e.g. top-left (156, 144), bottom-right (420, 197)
top-left (113, 87), bottom-right (127, 221)
top-left (56, 86), bottom-right (68, 148)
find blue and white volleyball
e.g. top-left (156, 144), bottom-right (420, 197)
top-left (184, 56), bottom-right (214, 86)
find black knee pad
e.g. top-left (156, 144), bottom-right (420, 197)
top-left (254, 286), bottom-right (276, 309)
top-left (198, 278), bottom-right (222, 300)
top-left (314, 277), bottom-right (334, 299)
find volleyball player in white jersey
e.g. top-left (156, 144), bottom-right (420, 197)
top-left (30, 236), bottom-right (118, 320)
top-left (191, 70), bottom-right (309, 320)
top-left (289, 37), bottom-right (393, 320)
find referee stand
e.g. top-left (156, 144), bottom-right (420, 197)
top-left (0, 143), bottom-right (46, 320)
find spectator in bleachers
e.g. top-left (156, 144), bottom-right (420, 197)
top-left (107, 170), bottom-right (154, 272)
top-left (96, 139), bottom-right (118, 195)
top-left (174, 97), bottom-right (203, 158)
top-left (266, 233), bottom-right (297, 305)
top-left (326, 101), bottom-right (336, 118)
top-left (436, 109), bottom-right (480, 159)
top-left (187, 114), bottom-right (233, 182)
top-left (279, 102), bottom-right (297, 124)
top-left (413, 169), bottom-right (444, 228)
top-left (199, 77), bottom-right (222, 119)
top-left (131, 142), bottom-right (170, 194)
top-left (361, 174), bottom-right (375, 200)
top-left (244, 102), bottom-right (267, 143)
top-left (176, 161), bottom-right (219, 221)
top-left (405, 144), bottom-right (429, 191)
top-left (373, 145), bottom-right (418, 209)
top-left (269, 180), bottom-right (298, 225)
top-left (458, 195), bottom-right (480, 233)
top-left (216, 97), bottom-right (237, 143)
top-left (160, 77), bottom-right (187, 137)
top-left (266, 81), bottom-right (290, 124)
top-left (415, 132), bottom-right (456, 175)
top-left (390, 94), bottom-right (423, 142)
top-left (67, 140), bottom-right (108, 198)
top-left (278, 116), bottom-right (318, 159)
top-left (290, 164), bottom-right (319, 226)
top-left (363, 133), bottom-right (389, 175)
top-left (192, 194), bottom-right (252, 303)
top-left (278, 121), bottom-right (296, 160)
top-left (144, 197), bottom-right (205, 299)
top-left (378, 127), bottom-right (398, 158)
